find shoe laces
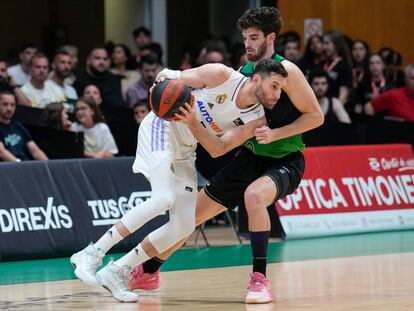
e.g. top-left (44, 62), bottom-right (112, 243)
top-left (109, 262), bottom-right (132, 292)
top-left (84, 245), bottom-right (103, 274)
top-left (248, 273), bottom-right (268, 292)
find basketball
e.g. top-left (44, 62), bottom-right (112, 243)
top-left (149, 79), bottom-right (193, 120)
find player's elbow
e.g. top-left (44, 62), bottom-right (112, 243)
top-left (317, 111), bottom-right (324, 127)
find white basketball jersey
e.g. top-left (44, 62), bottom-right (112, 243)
top-left (133, 69), bottom-right (264, 178)
top-left (192, 69), bottom-right (264, 137)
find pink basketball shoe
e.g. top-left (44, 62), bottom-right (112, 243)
top-left (128, 264), bottom-right (160, 291)
top-left (245, 272), bottom-right (275, 304)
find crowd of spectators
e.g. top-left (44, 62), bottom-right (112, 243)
top-left (0, 25), bottom-right (413, 162)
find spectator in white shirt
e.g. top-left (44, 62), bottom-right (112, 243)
top-left (71, 96), bottom-right (118, 158)
top-left (49, 49), bottom-right (78, 104)
top-left (7, 43), bottom-right (38, 86)
top-left (21, 53), bottom-right (66, 108)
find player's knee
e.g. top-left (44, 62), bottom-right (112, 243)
top-left (174, 219), bottom-right (196, 239)
top-left (244, 188), bottom-right (264, 212)
top-left (151, 193), bottom-right (176, 213)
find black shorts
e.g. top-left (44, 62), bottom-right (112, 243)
top-left (204, 148), bottom-right (305, 209)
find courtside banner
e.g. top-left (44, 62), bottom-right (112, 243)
top-left (0, 158), bottom-right (167, 261)
top-left (276, 144), bottom-right (414, 239)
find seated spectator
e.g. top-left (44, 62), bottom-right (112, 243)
top-left (230, 42), bottom-right (248, 70)
top-left (49, 49), bottom-right (78, 105)
top-left (21, 53), bottom-right (66, 108)
top-left (41, 102), bottom-right (72, 130)
top-left (7, 42), bottom-right (38, 86)
top-left (83, 84), bottom-right (102, 106)
top-left (298, 35), bottom-right (324, 77)
top-left (351, 40), bottom-right (370, 89)
top-left (139, 43), bottom-right (164, 66)
top-left (354, 54), bottom-right (394, 114)
top-left (309, 70), bottom-right (351, 124)
top-left (110, 44), bottom-right (140, 100)
top-left (71, 96), bottom-right (118, 158)
top-left (126, 54), bottom-right (160, 107)
top-left (132, 100), bottom-right (150, 125)
top-left (0, 91), bottom-right (48, 161)
top-left (0, 58), bottom-right (31, 106)
top-left (282, 37), bottom-right (301, 63)
top-left (73, 47), bottom-right (125, 107)
top-left (384, 51), bottom-right (405, 88)
top-left (365, 64), bottom-right (414, 122)
top-left (322, 31), bottom-right (353, 105)
top-left (60, 45), bottom-right (79, 85)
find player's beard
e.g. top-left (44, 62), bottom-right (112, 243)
top-left (246, 40), bottom-right (268, 62)
top-left (255, 84), bottom-right (273, 109)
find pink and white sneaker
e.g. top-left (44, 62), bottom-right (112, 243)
top-left (128, 264), bottom-right (160, 291)
top-left (245, 272), bottom-right (275, 304)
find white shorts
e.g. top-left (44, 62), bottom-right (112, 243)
top-left (132, 112), bottom-right (197, 185)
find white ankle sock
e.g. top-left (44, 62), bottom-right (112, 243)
top-left (94, 226), bottom-right (123, 254)
top-left (115, 244), bottom-right (150, 269)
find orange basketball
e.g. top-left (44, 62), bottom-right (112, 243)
top-left (149, 79), bottom-right (193, 120)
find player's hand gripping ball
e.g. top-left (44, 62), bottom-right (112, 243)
top-left (149, 79), bottom-right (193, 121)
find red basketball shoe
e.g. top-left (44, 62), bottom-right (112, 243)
top-left (128, 264), bottom-right (160, 291)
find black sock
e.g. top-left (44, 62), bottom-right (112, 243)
top-left (250, 231), bottom-right (270, 276)
top-left (143, 257), bottom-right (164, 274)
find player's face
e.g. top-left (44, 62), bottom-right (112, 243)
top-left (0, 94), bottom-right (16, 122)
top-left (254, 73), bottom-right (287, 109)
top-left (311, 77), bottom-right (328, 99)
top-left (242, 28), bottom-right (269, 62)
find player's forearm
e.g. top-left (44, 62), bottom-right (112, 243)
top-left (187, 122), bottom-right (227, 158)
top-left (270, 111), bottom-right (324, 142)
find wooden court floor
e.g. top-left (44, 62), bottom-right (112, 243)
top-left (1, 229), bottom-right (414, 311)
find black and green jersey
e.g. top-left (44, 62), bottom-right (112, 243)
top-left (240, 53), bottom-right (305, 158)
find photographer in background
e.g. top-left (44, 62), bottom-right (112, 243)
top-left (0, 59), bottom-right (31, 106)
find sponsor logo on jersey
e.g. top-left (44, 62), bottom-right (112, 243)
top-left (88, 191), bottom-right (152, 226)
top-left (197, 100), bottom-right (222, 134)
top-left (0, 197), bottom-right (73, 233)
top-left (215, 93), bottom-right (227, 104)
top-left (233, 118), bottom-right (244, 126)
top-left (244, 140), bottom-right (256, 153)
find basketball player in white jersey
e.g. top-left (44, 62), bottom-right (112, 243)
top-left (70, 59), bottom-right (288, 302)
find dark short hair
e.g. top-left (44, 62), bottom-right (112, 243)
top-left (308, 69), bottom-right (330, 84)
top-left (19, 42), bottom-right (38, 53)
top-left (132, 26), bottom-right (151, 39)
top-left (237, 6), bottom-right (282, 37)
top-left (0, 90), bottom-right (16, 101)
top-left (139, 53), bottom-right (161, 68)
top-left (133, 100), bottom-right (150, 110)
top-left (253, 59), bottom-right (288, 78)
top-left (75, 96), bottom-right (105, 124)
top-left (53, 48), bottom-right (70, 61)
